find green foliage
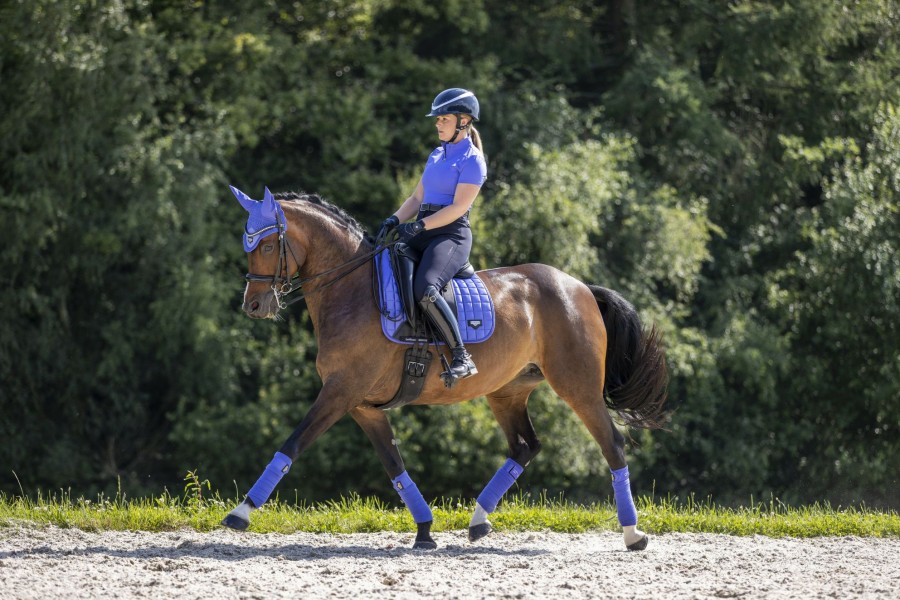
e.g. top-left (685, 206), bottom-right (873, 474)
top-left (764, 103), bottom-right (900, 505)
top-left (1, 0), bottom-right (898, 511)
top-left (0, 0), bottom-right (240, 495)
top-left (595, 0), bottom-right (900, 509)
top-left (2, 491), bottom-right (898, 538)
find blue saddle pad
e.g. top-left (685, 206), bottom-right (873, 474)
top-left (376, 249), bottom-right (495, 345)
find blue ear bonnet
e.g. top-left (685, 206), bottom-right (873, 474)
top-left (230, 185), bottom-right (287, 252)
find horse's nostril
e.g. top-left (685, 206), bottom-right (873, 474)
top-left (251, 300), bottom-right (260, 312)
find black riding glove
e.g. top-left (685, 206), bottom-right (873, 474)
top-left (396, 220), bottom-right (425, 242)
top-left (375, 215), bottom-right (400, 243)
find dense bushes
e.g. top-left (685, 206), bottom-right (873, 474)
top-left (1, 1), bottom-right (897, 508)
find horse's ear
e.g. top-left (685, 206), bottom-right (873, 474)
top-left (230, 185), bottom-right (257, 213)
top-left (261, 187), bottom-right (279, 219)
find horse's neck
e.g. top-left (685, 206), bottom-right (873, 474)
top-left (286, 204), bottom-right (372, 327)
top-left (289, 206), bottom-right (366, 274)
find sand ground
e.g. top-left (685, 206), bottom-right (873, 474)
top-left (1, 525), bottom-right (897, 599)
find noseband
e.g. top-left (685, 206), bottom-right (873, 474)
top-left (244, 209), bottom-right (396, 309)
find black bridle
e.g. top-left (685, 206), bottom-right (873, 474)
top-left (244, 209), bottom-right (396, 309)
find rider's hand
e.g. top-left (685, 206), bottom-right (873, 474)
top-left (396, 220), bottom-right (425, 243)
top-left (375, 215), bottom-right (400, 243)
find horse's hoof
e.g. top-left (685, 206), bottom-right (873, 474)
top-left (412, 538), bottom-right (437, 550)
top-left (468, 522), bottom-right (492, 542)
top-left (626, 533), bottom-right (649, 551)
top-left (221, 513), bottom-right (250, 531)
top-left (412, 521), bottom-right (437, 549)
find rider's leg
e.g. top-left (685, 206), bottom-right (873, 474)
top-left (418, 285), bottom-right (478, 380)
top-left (412, 232), bottom-right (476, 382)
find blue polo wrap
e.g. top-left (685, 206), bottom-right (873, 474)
top-left (246, 451), bottom-right (292, 508)
top-left (391, 471), bottom-right (432, 523)
top-left (611, 465), bottom-right (638, 527)
top-left (477, 458), bottom-right (524, 513)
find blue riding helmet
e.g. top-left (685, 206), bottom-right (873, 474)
top-left (427, 88), bottom-right (480, 121)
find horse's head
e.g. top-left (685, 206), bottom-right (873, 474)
top-left (231, 185), bottom-right (304, 319)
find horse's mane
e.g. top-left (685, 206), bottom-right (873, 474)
top-left (274, 191), bottom-right (374, 245)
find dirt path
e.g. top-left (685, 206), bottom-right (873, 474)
top-left (0, 525), bottom-right (897, 599)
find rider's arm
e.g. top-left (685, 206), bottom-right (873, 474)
top-left (393, 180), bottom-right (424, 222)
top-left (420, 183), bottom-right (480, 229)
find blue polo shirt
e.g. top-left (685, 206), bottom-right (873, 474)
top-left (421, 137), bottom-right (487, 206)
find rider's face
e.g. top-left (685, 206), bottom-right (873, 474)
top-left (434, 114), bottom-right (470, 143)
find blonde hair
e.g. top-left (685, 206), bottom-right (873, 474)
top-left (469, 125), bottom-right (483, 153)
top-left (461, 115), bottom-right (484, 154)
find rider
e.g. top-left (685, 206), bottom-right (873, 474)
top-left (378, 88), bottom-right (487, 384)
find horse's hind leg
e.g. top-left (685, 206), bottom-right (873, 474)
top-left (542, 350), bottom-right (649, 551)
top-left (350, 406), bottom-right (436, 550)
top-left (468, 385), bottom-right (543, 542)
top-left (566, 398), bottom-right (648, 550)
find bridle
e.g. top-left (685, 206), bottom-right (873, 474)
top-left (244, 208), bottom-right (396, 309)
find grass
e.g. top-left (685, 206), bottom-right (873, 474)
top-left (1, 487), bottom-right (897, 538)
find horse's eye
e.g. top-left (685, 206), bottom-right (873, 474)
top-left (262, 243), bottom-right (275, 255)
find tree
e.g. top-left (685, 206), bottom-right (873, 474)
top-left (766, 104), bottom-right (900, 505)
top-left (0, 0), bottom-right (240, 494)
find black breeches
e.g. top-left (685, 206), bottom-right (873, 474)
top-left (408, 222), bottom-right (473, 301)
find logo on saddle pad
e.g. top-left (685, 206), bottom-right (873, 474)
top-left (468, 320), bottom-right (482, 329)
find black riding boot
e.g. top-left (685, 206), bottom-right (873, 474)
top-left (393, 243), bottom-right (420, 326)
top-left (419, 285), bottom-right (478, 384)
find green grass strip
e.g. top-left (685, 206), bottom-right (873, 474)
top-left (1, 491), bottom-right (897, 538)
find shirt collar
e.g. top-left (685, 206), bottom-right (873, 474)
top-left (440, 136), bottom-right (473, 158)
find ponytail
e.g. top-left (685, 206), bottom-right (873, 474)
top-left (469, 125), bottom-right (484, 154)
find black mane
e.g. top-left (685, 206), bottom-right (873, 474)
top-left (274, 191), bottom-right (374, 245)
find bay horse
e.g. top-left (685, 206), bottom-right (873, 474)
top-left (221, 187), bottom-right (669, 551)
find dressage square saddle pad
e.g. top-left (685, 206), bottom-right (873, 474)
top-left (375, 248), bottom-right (495, 344)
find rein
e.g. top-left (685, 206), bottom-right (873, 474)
top-left (244, 208), bottom-right (396, 308)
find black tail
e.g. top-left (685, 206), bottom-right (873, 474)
top-left (588, 285), bottom-right (670, 429)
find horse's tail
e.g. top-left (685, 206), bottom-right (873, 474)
top-left (588, 285), bottom-right (670, 430)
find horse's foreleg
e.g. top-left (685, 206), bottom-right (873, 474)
top-left (468, 389), bottom-right (543, 542)
top-left (221, 385), bottom-right (352, 531)
top-left (349, 406), bottom-right (436, 550)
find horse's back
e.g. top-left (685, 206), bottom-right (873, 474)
top-left (476, 262), bottom-right (605, 348)
top-left (477, 263), bottom-right (597, 311)
top-left (392, 263), bottom-right (606, 404)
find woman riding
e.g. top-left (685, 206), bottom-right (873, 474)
top-left (378, 88), bottom-right (487, 385)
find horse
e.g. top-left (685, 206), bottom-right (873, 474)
top-left (221, 187), bottom-right (670, 551)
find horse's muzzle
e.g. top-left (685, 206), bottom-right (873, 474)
top-left (243, 290), bottom-right (279, 319)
